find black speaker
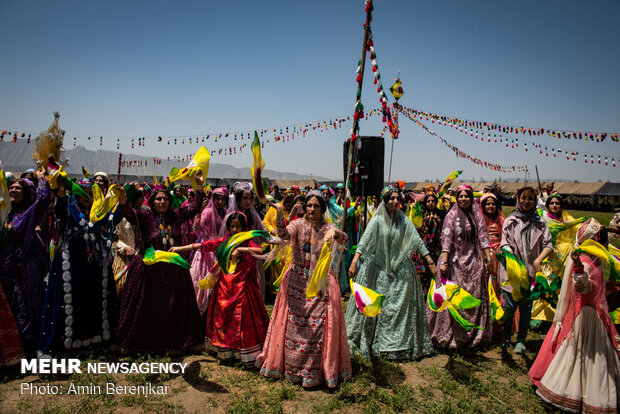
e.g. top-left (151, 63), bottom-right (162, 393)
top-left (343, 136), bottom-right (384, 197)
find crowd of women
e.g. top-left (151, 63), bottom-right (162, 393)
top-left (0, 166), bottom-right (618, 413)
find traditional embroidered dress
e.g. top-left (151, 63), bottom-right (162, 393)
top-left (256, 212), bottom-right (352, 388)
top-left (39, 194), bottom-right (118, 355)
top-left (346, 202), bottom-right (434, 360)
top-left (427, 199), bottom-right (493, 348)
top-left (200, 237), bottom-right (269, 368)
top-left (530, 224), bottom-right (620, 413)
top-left (116, 191), bottom-right (204, 352)
top-left (0, 179), bottom-right (49, 357)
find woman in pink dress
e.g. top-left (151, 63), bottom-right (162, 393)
top-left (255, 191), bottom-right (352, 388)
top-left (529, 219), bottom-right (620, 413)
top-left (189, 186), bottom-right (229, 314)
top-left (427, 185), bottom-right (494, 348)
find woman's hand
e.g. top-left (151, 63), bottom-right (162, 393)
top-left (193, 171), bottom-right (204, 190)
top-left (168, 246), bottom-right (182, 253)
top-left (570, 250), bottom-right (582, 268)
top-left (348, 260), bottom-right (358, 279)
top-left (428, 262), bottom-right (438, 279)
top-left (438, 252), bottom-right (449, 276)
top-left (231, 248), bottom-right (241, 258)
top-left (533, 258), bottom-right (543, 274)
top-left (483, 248), bottom-right (494, 273)
top-left (35, 166), bottom-right (47, 180)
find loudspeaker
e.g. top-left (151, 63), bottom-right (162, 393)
top-left (343, 136), bottom-right (384, 197)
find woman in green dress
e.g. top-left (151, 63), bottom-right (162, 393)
top-left (346, 186), bottom-right (436, 360)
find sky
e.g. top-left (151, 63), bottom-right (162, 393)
top-left (0, 0), bottom-right (619, 183)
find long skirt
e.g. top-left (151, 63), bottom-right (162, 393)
top-left (346, 258), bottom-right (434, 360)
top-left (533, 306), bottom-right (620, 413)
top-left (255, 264), bottom-right (352, 388)
top-left (39, 236), bottom-right (117, 356)
top-left (205, 265), bottom-right (269, 368)
top-left (117, 257), bottom-right (203, 353)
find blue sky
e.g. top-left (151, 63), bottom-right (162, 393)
top-left (0, 0), bottom-right (619, 182)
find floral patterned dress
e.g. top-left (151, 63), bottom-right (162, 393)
top-left (255, 216), bottom-right (352, 388)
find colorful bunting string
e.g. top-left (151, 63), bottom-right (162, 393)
top-left (416, 113), bottom-right (620, 169)
top-left (398, 105), bottom-right (619, 143)
top-left (400, 109), bottom-right (527, 173)
top-left (367, 29), bottom-right (399, 139)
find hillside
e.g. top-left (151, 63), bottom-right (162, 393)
top-left (0, 142), bottom-right (330, 181)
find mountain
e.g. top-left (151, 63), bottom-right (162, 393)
top-left (0, 142), bottom-right (331, 181)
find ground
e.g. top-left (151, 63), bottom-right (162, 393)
top-left (1, 335), bottom-right (561, 414)
top-left (0, 208), bottom-right (611, 413)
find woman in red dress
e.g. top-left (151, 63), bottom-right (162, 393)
top-left (171, 211), bottom-right (269, 368)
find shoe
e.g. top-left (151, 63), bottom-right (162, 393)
top-left (515, 342), bottom-right (526, 355)
top-left (501, 339), bottom-right (511, 349)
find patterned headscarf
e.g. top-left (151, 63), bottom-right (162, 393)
top-left (77, 178), bottom-right (93, 188)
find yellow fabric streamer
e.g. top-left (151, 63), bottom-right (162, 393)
top-left (488, 277), bottom-right (504, 321)
top-left (168, 146), bottom-right (210, 189)
top-left (575, 239), bottom-right (620, 281)
top-left (48, 165), bottom-right (66, 190)
top-left (198, 262), bottom-right (220, 290)
top-left (350, 278), bottom-right (385, 317)
top-left (90, 183), bottom-right (121, 223)
top-left (498, 249), bottom-right (530, 301)
top-left (306, 241), bottom-right (333, 299)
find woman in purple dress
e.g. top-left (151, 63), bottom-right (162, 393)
top-left (0, 169), bottom-right (50, 357)
top-left (116, 176), bottom-right (205, 353)
top-left (427, 185), bottom-right (494, 348)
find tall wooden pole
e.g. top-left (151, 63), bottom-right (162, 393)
top-left (342, 3), bottom-right (373, 232)
top-left (117, 152), bottom-right (123, 182)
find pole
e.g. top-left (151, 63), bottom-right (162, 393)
top-left (117, 153), bottom-right (123, 183)
top-left (342, 2), bottom-right (373, 232)
top-left (387, 102), bottom-right (400, 183)
top-left (534, 165), bottom-right (542, 195)
top-left (388, 136), bottom-right (395, 183)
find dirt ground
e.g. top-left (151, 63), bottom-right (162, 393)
top-left (0, 339), bottom-right (558, 414)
